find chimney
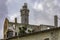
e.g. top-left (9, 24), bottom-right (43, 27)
top-left (15, 18), bottom-right (17, 23)
top-left (15, 18), bottom-right (17, 36)
top-left (54, 15), bottom-right (58, 27)
top-left (15, 18), bottom-right (17, 28)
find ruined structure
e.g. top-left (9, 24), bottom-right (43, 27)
top-left (3, 3), bottom-right (59, 40)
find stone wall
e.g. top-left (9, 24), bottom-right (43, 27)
top-left (6, 27), bottom-right (60, 40)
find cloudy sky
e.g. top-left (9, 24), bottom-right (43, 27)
top-left (0, 0), bottom-right (60, 39)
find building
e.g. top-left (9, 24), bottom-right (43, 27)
top-left (5, 27), bottom-right (60, 40)
top-left (3, 3), bottom-right (59, 40)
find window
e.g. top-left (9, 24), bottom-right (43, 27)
top-left (7, 31), bottom-right (13, 38)
top-left (44, 38), bottom-right (49, 40)
top-left (15, 32), bottom-right (17, 36)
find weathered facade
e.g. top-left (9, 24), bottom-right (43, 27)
top-left (5, 27), bottom-right (60, 40)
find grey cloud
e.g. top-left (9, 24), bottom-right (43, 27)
top-left (7, 0), bottom-right (60, 25)
top-left (28, 0), bottom-right (60, 26)
top-left (0, 0), bottom-right (8, 39)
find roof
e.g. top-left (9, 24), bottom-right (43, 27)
top-left (40, 24), bottom-right (54, 27)
top-left (8, 22), bottom-right (39, 26)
